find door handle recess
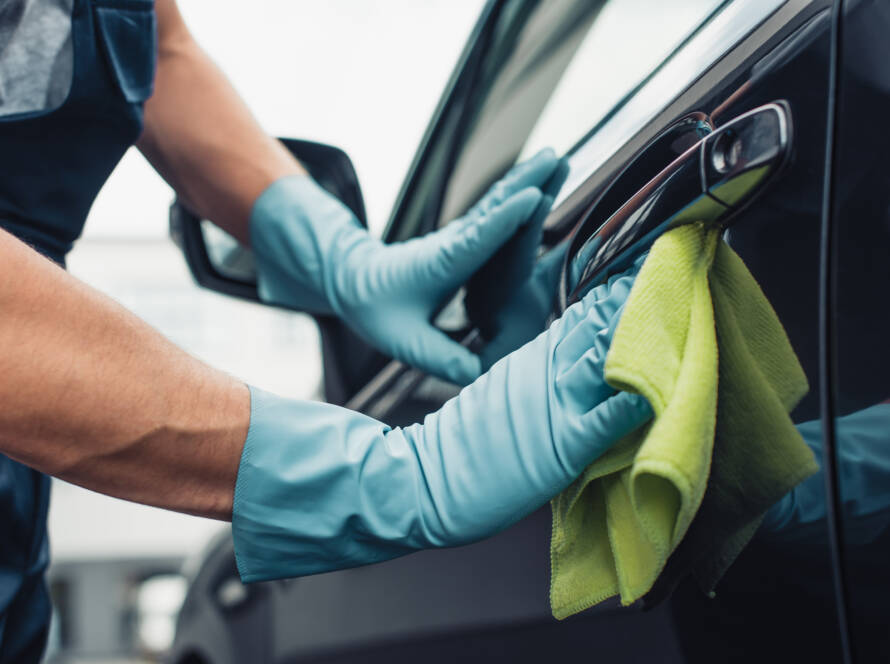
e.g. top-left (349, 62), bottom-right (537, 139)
top-left (560, 101), bottom-right (791, 310)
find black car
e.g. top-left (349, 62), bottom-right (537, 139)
top-left (167, 0), bottom-right (890, 661)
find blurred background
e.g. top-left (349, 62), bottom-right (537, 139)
top-left (45, 0), bottom-right (722, 660)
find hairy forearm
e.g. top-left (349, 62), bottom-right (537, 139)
top-left (0, 231), bottom-right (249, 519)
top-left (137, 0), bottom-right (303, 245)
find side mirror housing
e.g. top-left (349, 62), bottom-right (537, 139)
top-left (169, 138), bottom-right (384, 406)
top-left (169, 138), bottom-right (366, 303)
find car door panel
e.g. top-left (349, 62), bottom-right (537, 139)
top-left (331, 2), bottom-right (843, 661)
top-left (268, 507), bottom-right (682, 663)
top-left (639, 8), bottom-right (840, 662)
top-left (536, 15), bottom-right (841, 658)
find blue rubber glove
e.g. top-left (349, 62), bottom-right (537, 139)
top-left (250, 149), bottom-right (561, 386)
top-left (232, 267), bottom-right (652, 583)
top-left (475, 238), bottom-right (566, 371)
top-left (474, 236), bottom-right (645, 373)
top-left (465, 158), bottom-right (569, 370)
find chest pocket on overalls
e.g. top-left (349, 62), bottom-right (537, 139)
top-left (94, 0), bottom-right (157, 103)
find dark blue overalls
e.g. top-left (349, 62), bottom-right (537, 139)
top-left (0, 0), bottom-right (156, 659)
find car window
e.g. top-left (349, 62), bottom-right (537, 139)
top-left (519, 0), bottom-right (724, 161)
top-left (436, 0), bottom-right (785, 226)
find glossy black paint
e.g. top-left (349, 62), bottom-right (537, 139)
top-left (665, 7), bottom-right (853, 664)
top-left (829, 0), bottom-right (890, 660)
top-left (530, 10), bottom-right (843, 661)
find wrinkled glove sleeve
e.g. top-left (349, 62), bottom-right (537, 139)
top-left (232, 269), bottom-right (652, 583)
top-left (233, 388), bottom-right (425, 581)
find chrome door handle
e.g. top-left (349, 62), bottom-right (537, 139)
top-left (560, 101), bottom-right (792, 310)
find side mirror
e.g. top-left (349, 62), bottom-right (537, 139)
top-left (169, 138), bottom-right (367, 302)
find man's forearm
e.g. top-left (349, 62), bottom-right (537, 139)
top-left (137, 0), bottom-right (303, 245)
top-left (0, 230), bottom-right (249, 519)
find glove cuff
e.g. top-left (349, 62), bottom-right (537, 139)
top-left (232, 386), bottom-right (429, 583)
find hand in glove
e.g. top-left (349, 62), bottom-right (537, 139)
top-left (250, 149), bottom-right (561, 385)
top-left (465, 157), bottom-right (569, 370)
top-left (232, 265), bottom-right (652, 582)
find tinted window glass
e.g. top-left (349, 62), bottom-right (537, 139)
top-left (438, 0), bottom-right (726, 225)
top-left (520, 0), bottom-right (722, 159)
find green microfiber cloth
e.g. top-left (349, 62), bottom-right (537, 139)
top-left (549, 222), bottom-right (818, 619)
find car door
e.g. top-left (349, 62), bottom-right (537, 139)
top-left (345, 0), bottom-right (850, 662)
top-left (169, 1), bottom-right (882, 662)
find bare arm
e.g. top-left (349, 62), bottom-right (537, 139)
top-left (0, 230), bottom-right (249, 519)
top-left (137, 0), bottom-right (303, 244)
